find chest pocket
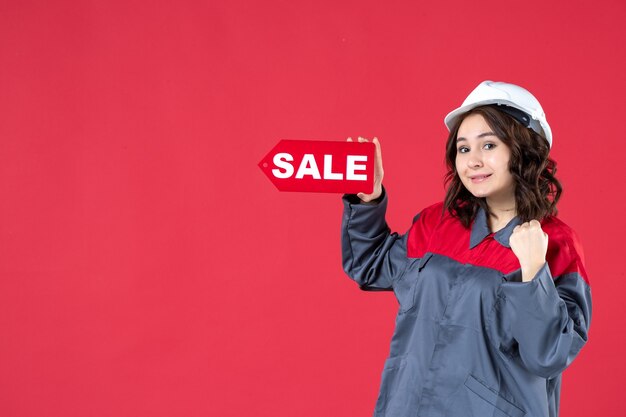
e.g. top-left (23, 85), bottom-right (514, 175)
top-left (395, 252), bottom-right (434, 313)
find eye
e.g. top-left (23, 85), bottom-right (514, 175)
top-left (483, 142), bottom-right (496, 150)
top-left (457, 146), bottom-right (469, 154)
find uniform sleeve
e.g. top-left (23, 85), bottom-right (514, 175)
top-left (497, 233), bottom-right (592, 379)
top-left (341, 188), bottom-right (410, 291)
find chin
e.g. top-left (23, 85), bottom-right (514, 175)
top-left (464, 186), bottom-right (488, 198)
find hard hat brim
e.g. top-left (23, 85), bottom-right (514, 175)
top-left (444, 100), bottom-right (552, 147)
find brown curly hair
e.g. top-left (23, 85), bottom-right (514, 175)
top-left (443, 105), bottom-right (562, 228)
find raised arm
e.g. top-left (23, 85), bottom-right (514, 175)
top-left (342, 189), bottom-right (410, 291)
top-left (341, 137), bottom-right (409, 291)
top-left (499, 227), bottom-right (592, 378)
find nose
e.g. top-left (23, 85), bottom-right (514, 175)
top-left (467, 150), bottom-right (483, 169)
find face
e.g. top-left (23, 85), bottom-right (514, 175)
top-left (455, 113), bottom-right (516, 207)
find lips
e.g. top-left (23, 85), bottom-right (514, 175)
top-left (469, 174), bottom-right (492, 183)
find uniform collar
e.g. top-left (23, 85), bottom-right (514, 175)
top-left (469, 205), bottom-right (522, 249)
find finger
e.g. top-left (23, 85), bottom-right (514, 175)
top-left (358, 136), bottom-right (369, 143)
top-left (372, 137), bottom-right (383, 164)
top-left (347, 137), bottom-right (353, 142)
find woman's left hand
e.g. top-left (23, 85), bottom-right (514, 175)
top-left (509, 220), bottom-right (549, 282)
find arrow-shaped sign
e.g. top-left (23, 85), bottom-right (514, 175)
top-left (258, 140), bottom-right (375, 193)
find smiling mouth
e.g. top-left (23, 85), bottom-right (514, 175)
top-left (470, 174), bottom-right (492, 183)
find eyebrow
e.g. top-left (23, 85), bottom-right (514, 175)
top-left (456, 131), bottom-right (497, 142)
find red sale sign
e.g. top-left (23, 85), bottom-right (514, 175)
top-left (258, 140), bottom-right (375, 193)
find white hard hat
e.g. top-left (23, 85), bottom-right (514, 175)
top-left (444, 80), bottom-right (552, 147)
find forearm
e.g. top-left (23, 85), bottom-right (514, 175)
top-left (341, 188), bottom-right (407, 290)
top-left (500, 264), bottom-right (592, 378)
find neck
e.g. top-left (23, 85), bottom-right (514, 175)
top-left (486, 196), bottom-right (517, 233)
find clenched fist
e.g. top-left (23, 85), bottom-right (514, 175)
top-left (509, 220), bottom-right (549, 282)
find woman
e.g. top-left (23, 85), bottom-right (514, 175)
top-left (341, 81), bottom-right (592, 417)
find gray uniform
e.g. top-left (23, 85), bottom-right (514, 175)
top-left (341, 191), bottom-right (592, 417)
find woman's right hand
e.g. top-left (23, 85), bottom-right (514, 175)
top-left (347, 136), bottom-right (383, 202)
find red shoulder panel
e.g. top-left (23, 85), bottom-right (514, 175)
top-left (541, 216), bottom-right (589, 285)
top-left (406, 202), bottom-right (445, 258)
top-left (406, 205), bottom-right (589, 284)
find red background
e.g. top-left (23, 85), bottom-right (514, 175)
top-left (1, 1), bottom-right (624, 416)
